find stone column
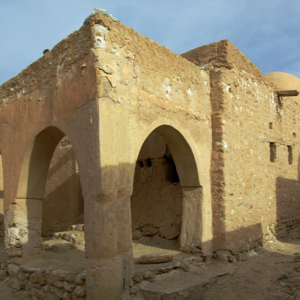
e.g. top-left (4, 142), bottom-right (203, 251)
top-left (5, 198), bottom-right (43, 258)
top-left (180, 186), bottom-right (203, 253)
top-left (84, 188), bottom-right (132, 300)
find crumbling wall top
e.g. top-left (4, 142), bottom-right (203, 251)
top-left (181, 39), bottom-right (263, 80)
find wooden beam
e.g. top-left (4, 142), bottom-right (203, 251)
top-left (277, 90), bottom-right (299, 96)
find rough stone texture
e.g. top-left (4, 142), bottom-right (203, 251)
top-left (0, 12), bottom-right (212, 300)
top-left (131, 132), bottom-right (182, 240)
top-left (184, 41), bottom-right (300, 253)
top-left (3, 264), bottom-right (86, 299)
top-left (181, 39), bottom-right (263, 80)
top-left (0, 9), bottom-right (299, 300)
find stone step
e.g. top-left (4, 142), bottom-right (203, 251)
top-left (140, 268), bottom-right (234, 300)
top-left (52, 231), bottom-right (85, 245)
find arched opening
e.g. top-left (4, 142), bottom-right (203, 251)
top-left (42, 136), bottom-right (84, 237)
top-left (131, 125), bottom-right (202, 257)
top-left (132, 132), bottom-right (182, 254)
top-left (10, 127), bottom-right (84, 261)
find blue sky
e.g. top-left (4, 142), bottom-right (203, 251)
top-left (0, 0), bottom-right (299, 85)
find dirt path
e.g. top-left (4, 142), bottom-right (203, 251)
top-left (2, 233), bottom-right (300, 299)
top-left (202, 240), bottom-right (300, 300)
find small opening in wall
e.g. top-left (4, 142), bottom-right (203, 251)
top-left (269, 122), bottom-right (273, 129)
top-left (145, 158), bottom-right (152, 168)
top-left (164, 156), bottom-right (180, 183)
top-left (138, 161), bottom-right (144, 168)
top-left (270, 142), bottom-right (276, 162)
top-left (293, 132), bottom-right (296, 138)
top-left (287, 145), bottom-right (293, 165)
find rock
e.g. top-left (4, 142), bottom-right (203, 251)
top-left (74, 274), bottom-right (85, 285)
top-left (63, 281), bottom-right (76, 292)
top-left (7, 264), bottom-right (19, 276)
top-left (11, 278), bottom-right (21, 290)
top-left (180, 260), bottom-right (190, 272)
top-left (142, 226), bottom-right (158, 236)
top-left (50, 243), bottom-right (75, 253)
top-left (228, 255), bottom-right (237, 263)
top-left (64, 273), bottom-right (75, 282)
top-left (132, 229), bottom-right (143, 240)
top-left (0, 269), bottom-right (8, 280)
top-left (236, 252), bottom-right (248, 262)
top-left (216, 250), bottom-right (231, 262)
top-left (133, 274), bottom-right (143, 283)
top-left (159, 226), bottom-right (180, 239)
top-left (137, 252), bottom-right (174, 264)
top-left (53, 281), bottom-right (64, 289)
top-left (248, 249), bottom-right (258, 257)
top-left (62, 292), bottom-right (72, 300)
top-left (17, 270), bottom-right (26, 281)
top-left (74, 285), bottom-right (86, 297)
top-left (143, 271), bottom-right (152, 279)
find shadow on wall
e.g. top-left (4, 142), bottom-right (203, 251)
top-left (222, 223), bottom-right (263, 254)
top-left (42, 141), bottom-right (83, 236)
top-left (6, 127), bottom-right (85, 258)
top-left (276, 155), bottom-right (300, 242)
top-left (131, 132), bottom-right (183, 243)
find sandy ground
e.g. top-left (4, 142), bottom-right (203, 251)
top-left (2, 230), bottom-right (300, 299)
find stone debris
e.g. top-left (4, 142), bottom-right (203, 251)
top-left (42, 239), bottom-right (75, 253)
top-left (137, 252), bottom-right (174, 264)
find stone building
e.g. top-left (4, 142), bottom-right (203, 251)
top-left (0, 9), bottom-right (299, 300)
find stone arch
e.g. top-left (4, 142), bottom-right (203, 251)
top-left (131, 124), bottom-right (201, 188)
top-left (17, 126), bottom-right (65, 200)
top-left (7, 126), bottom-right (83, 257)
top-left (131, 124), bottom-right (204, 252)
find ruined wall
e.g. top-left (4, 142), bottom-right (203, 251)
top-left (43, 137), bottom-right (83, 236)
top-left (0, 155), bottom-right (3, 236)
top-left (183, 40), bottom-right (300, 253)
top-left (131, 132), bottom-right (182, 240)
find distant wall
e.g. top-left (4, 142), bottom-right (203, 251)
top-left (131, 132), bottom-right (182, 240)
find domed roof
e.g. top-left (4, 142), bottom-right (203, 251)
top-left (264, 72), bottom-right (300, 101)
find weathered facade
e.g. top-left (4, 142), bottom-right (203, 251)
top-left (0, 10), bottom-right (299, 300)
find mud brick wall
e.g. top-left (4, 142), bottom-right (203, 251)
top-left (183, 40), bottom-right (300, 253)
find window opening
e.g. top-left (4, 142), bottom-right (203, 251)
top-left (270, 142), bottom-right (276, 162)
top-left (287, 145), bottom-right (293, 165)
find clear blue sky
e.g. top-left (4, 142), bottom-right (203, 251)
top-left (0, 0), bottom-right (299, 85)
